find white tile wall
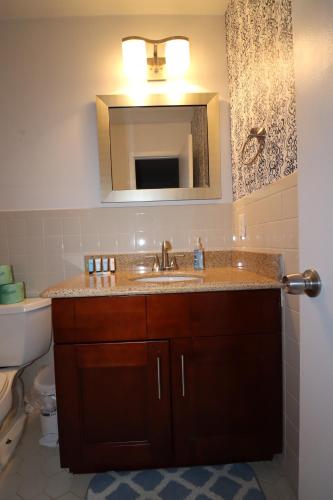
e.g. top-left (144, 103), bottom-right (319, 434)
top-left (0, 204), bottom-right (232, 296)
top-left (0, 203), bottom-right (233, 393)
top-left (232, 172), bottom-right (299, 494)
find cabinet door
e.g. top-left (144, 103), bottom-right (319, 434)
top-left (55, 341), bottom-right (172, 472)
top-left (171, 335), bottom-right (282, 465)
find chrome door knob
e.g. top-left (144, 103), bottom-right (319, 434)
top-left (282, 269), bottom-right (322, 297)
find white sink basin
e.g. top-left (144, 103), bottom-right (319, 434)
top-left (133, 275), bottom-right (200, 283)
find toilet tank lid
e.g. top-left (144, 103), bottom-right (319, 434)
top-left (0, 298), bottom-right (51, 315)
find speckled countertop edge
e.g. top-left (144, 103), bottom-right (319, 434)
top-left (41, 267), bottom-right (282, 299)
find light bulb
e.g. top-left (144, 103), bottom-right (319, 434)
top-left (122, 39), bottom-right (147, 81)
top-left (165, 39), bottom-right (190, 79)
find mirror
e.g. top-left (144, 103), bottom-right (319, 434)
top-left (96, 93), bottom-right (221, 203)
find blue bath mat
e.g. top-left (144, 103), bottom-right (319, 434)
top-left (86, 463), bottom-right (265, 499)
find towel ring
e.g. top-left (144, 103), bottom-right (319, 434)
top-left (241, 127), bottom-right (266, 165)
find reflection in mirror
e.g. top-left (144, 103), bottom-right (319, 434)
top-left (96, 93), bottom-right (221, 203)
top-left (109, 106), bottom-right (209, 191)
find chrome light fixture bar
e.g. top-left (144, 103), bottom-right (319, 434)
top-left (122, 36), bottom-right (190, 81)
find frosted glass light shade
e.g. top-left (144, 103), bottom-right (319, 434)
top-left (165, 39), bottom-right (190, 79)
top-left (122, 39), bottom-right (147, 81)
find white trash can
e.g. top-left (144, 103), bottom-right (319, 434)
top-left (33, 365), bottom-right (58, 447)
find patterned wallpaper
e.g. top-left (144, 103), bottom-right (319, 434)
top-left (225, 0), bottom-right (297, 200)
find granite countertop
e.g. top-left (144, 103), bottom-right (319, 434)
top-left (41, 266), bottom-right (282, 298)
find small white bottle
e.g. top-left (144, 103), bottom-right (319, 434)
top-left (193, 237), bottom-right (205, 270)
top-left (102, 256), bottom-right (109, 273)
top-left (94, 256), bottom-right (102, 274)
top-left (109, 257), bottom-right (116, 273)
top-left (87, 257), bottom-right (94, 274)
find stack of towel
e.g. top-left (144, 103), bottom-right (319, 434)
top-left (0, 265), bottom-right (25, 304)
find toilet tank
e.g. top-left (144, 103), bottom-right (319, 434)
top-left (0, 298), bottom-right (52, 367)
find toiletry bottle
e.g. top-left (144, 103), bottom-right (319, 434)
top-left (87, 257), bottom-right (94, 274)
top-left (102, 256), bottom-right (109, 273)
top-left (193, 237), bottom-right (205, 270)
top-left (94, 256), bottom-right (102, 274)
top-left (109, 257), bottom-right (116, 273)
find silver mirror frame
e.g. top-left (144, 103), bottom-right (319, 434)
top-left (96, 92), bottom-right (221, 203)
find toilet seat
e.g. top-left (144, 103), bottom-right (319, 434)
top-left (0, 369), bottom-right (18, 423)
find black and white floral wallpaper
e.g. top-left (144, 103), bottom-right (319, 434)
top-left (225, 0), bottom-right (297, 200)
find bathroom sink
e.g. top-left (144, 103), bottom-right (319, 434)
top-left (133, 274), bottom-right (200, 283)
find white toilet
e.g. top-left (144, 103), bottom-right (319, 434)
top-left (0, 297), bottom-right (52, 470)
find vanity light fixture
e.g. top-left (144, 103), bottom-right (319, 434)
top-left (122, 36), bottom-right (190, 81)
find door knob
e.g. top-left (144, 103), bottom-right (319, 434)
top-left (282, 269), bottom-right (322, 297)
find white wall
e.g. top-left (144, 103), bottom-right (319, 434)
top-left (0, 15), bottom-right (232, 210)
top-left (233, 172), bottom-right (300, 494)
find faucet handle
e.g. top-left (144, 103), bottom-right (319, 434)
top-left (169, 256), bottom-right (179, 270)
top-left (143, 254), bottom-right (160, 272)
top-left (152, 254), bottom-right (160, 272)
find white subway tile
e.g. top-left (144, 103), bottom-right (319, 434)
top-left (44, 272), bottom-right (65, 288)
top-left (285, 336), bottom-right (300, 372)
top-left (80, 213), bottom-right (100, 235)
top-left (285, 362), bottom-right (300, 401)
top-left (8, 236), bottom-right (26, 255)
top-left (282, 187), bottom-right (298, 219)
top-left (0, 218), bottom-right (8, 237)
top-left (283, 444), bottom-right (299, 496)
top-left (285, 307), bottom-right (300, 344)
top-left (202, 229), bottom-right (229, 250)
top-left (25, 236), bottom-right (44, 255)
top-left (256, 192), bottom-right (283, 224)
top-left (134, 211), bottom-right (158, 233)
top-left (26, 218), bottom-right (44, 236)
top-left (7, 218), bottom-right (26, 236)
top-left (116, 232), bottom-right (135, 253)
top-left (81, 234), bottom-right (101, 253)
top-left (64, 255), bottom-right (84, 278)
top-left (26, 254), bottom-right (46, 273)
top-left (286, 417), bottom-right (299, 455)
top-left (62, 217), bottom-right (81, 235)
top-left (45, 236), bottom-right (64, 255)
top-left (24, 273), bottom-right (52, 296)
top-left (0, 237), bottom-right (8, 254)
top-left (286, 391), bottom-right (299, 430)
top-left (63, 235), bottom-right (82, 254)
top-left (282, 250), bottom-right (299, 274)
top-left (0, 255), bottom-right (10, 266)
top-left (46, 254), bottom-right (65, 274)
top-left (10, 255), bottom-right (26, 275)
top-left (44, 218), bottom-right (63, 236)
top-left (281, 219), bottom-right (298, 249)
top-left (285, 293), bottom-right (300, 312)
top-left (135, 232), bottom-right (157, 252)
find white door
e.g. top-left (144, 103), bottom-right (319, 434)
top-left (293, 1), bottom-right (333, 498)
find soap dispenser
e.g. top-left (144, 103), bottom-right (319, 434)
top-left (193, 237), bottom-right (205, 270)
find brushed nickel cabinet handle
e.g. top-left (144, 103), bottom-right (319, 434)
top-left (157, 356), bottom-right (161, 400)
top-left (181, 354), bottom-right (186, 397)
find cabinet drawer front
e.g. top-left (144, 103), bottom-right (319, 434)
top-left (147, 290), bottom-right (281, 339)
top-left (53, 296), bottom-right (147, 343)
top-left (147, 294), bottom-right (192, 338)
top-left (191, 289), bottom-right (281, 335)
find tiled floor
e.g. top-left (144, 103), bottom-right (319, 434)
top-left (0, 412), bottom-right (297, 500)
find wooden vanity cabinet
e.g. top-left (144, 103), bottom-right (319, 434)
top-left (53, 290), bottom-right (282, 473)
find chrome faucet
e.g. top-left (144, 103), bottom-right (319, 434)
top-left (161, 240), bottom-right (171, 270)
top-left (148, 240), bottom-right (184, 272)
